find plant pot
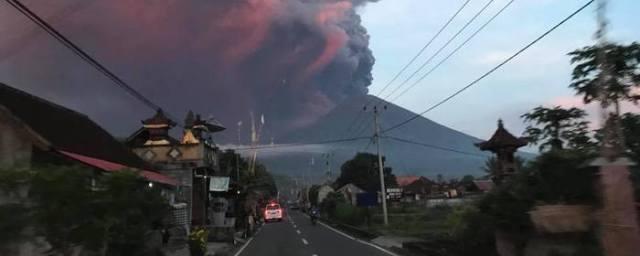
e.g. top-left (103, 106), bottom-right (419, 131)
top-left (529, 204), bottom-right (593, 233)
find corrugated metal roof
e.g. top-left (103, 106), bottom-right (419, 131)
top-left (59, 150), bottom-right (178, 186)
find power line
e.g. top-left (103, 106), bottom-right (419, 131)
top-left (390, 0), bottom-right (515, 102)
top-left (382, 135), bottom-right (488, 158)
top-left (342, 0), bottom-right (472, 139)
top-left (382, 0), bottom-right (496, 101)
top-left (227, 136), bottom-right (371, 151)
top-left (362, 137), bottom-right (374, 152)
top-left (5, 0), bottom-right (173, 118)
top-left (350, 0), bottom-right (495, 139)
top-left (372, 0), bottom-right (472, 99)
top-left (382, 0), bottom-right (595, 134)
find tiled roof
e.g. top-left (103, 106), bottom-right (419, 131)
top-left (396, 176), bottom-right (421, 187)
top-left (473, 180), bottom-right (494, 192)
top-left (475, 119), bottom-right (527, 151)
top-left (142, 109), bottom-right (176, 126)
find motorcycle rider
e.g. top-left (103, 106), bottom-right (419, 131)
top-left (310, 206), bottom-right (319, 225)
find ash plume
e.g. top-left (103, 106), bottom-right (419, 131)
top-left (0, 0), bottom-right (378, 139)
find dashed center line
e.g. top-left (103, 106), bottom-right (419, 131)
top-left (301, 238), bottom-right (309, 245)
top-left (312, 254), bottom-right (318, 256)
top-left (296, 230), bottom-right (301, 234)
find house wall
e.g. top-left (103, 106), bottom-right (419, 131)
top-left (317, 186), bottom-right (334, 205)
top-left (0, 110), bottom-right (33, 169)
top-left (130, 143), bottom-right (221, 226)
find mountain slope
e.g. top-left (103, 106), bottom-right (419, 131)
top-left (244, 95), bottom-right (526, 180)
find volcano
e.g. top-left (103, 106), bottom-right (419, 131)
top-left (234, 95), bottom-right (529, 180)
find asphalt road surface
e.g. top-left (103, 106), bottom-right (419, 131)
top-left (235, 209), bottom-right (396, 256)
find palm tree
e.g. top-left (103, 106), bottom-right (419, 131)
top-left (568, 42), bottom-right (640, 112)
top-left (521, 106), bottom-right (593, 151)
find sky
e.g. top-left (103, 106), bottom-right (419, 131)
top-left (360, 0), bottom-right (640, 144)
top-left (0, 0), bottom-right (638, 152)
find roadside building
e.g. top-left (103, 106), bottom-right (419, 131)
top-left (316, 185), bottom-right (334, 205)
top-left (336, 183), bottom-right (365, 205)
top-left (473, 179), bottom-right (494, 193)
top-left (396, 175), bottom-right (434, 201)
top-left (126, 109), bottom-right (226, 227)
top-left (0, 83), bottom-right (177, 186)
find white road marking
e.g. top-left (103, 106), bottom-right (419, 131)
top-left (312, 254), bottom-right (318, 256)
top-left (296, 230), bottom-right (301, 234)
top-left (302, 238), bottom-right (309, 245)
top-left (317, 221), bottom-right (400, 256)
top-left (233, 228), bottom-right (262, 256)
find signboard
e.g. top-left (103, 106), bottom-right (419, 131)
top-left (209, 176), bottom-right (230, 192)
top-left (356, 192), bottom-right (378, 207)
top-left (386, 188), bottom-right (403, 201)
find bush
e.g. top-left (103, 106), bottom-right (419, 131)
top-left (320, 192), bottom-right (346, 218)
top-left (528, 150), bottom-right (598, 204)
top-left (447, 206), bottom-right (497, 256)
top-left (1, 165), bottom-right (170, 255)
top-left (333, 203), bottom-right (367, 226)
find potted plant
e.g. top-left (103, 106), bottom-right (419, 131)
top-left (188, 227), bottom-right (209, 256)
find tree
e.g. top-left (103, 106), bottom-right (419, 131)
top-left (308, 185), bottom-right (321, 206)
top-left (334, 153), bottom-right (396, 192)
top-left (97, 171), bottom-right (170, 256)
top-left (319, 192), bottom-right (346, 218)
top-left (620, 113), bottom-right (640, 161)
top-left (568, 42), bottom-right (640, 109)
top-left (521, 106), bottom-right (593, 151)
top-left (7, 165), bottom-right (171, 256)
top-left (460, 175), bottom-right (476, 191)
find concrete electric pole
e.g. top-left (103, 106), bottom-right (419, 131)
top-left (372, 105), bottom-right (389, 226)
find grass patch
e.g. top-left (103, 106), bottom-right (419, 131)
top-left (366, 205), bottom-right (454, 237)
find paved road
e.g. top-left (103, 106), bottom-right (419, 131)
top-left (235, 210), bottom-right (396, 256)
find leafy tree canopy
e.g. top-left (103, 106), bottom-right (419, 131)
top-left (568, 42), bottom-right (640, 107)
top-left (522, 106), bottom-right (594, 151)
top-left (334, 153), bottom-right (397, 192)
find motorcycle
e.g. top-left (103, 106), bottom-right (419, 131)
top-left (310, 209), bottom-right (319, 226)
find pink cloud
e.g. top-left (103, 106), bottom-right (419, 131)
top-left (549, 95), bottom-right (640, 130)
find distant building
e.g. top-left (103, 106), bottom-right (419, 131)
top-left (316, 185), bottom-right (334, 205)
top-left (396, 175), bottom-right (435, 201)
top-left (473, 179), bottom-right (494, 193)
top-left (336, 183), bottom-right (365, 205)
top-left (126, 109), bottom-right (225, 226)
top-left (0, 83), bottom-right (176, 187)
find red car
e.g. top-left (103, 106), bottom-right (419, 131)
top-left (264, 203), bottom-right (283, 222)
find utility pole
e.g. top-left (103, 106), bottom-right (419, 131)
top-left (593, 1), bottom-right (640, 255)
top-left (372, 105), bottom-right (389, 226)
top-left (236, 121), bottom-right (242, 182)
top-left (323, 152), bottom-right (333, 183)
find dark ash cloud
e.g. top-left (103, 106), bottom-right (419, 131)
top-left (0, 0), bottom-right (377, 141)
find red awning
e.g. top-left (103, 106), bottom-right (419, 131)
top-left (58, 150), bottom-right (178, 186)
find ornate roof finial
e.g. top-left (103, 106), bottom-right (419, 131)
top-left (185, 110), bottom-right (195, 128)
top-left (498, 119), bottom-right (504, 129)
